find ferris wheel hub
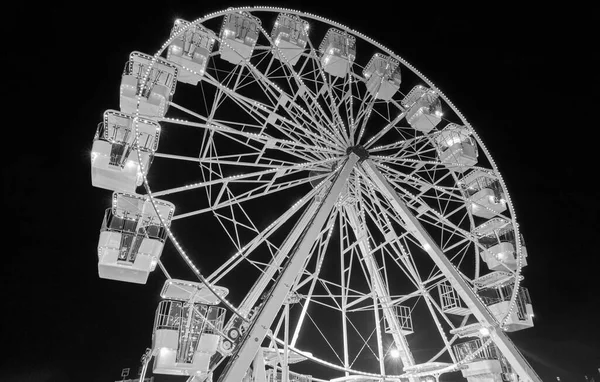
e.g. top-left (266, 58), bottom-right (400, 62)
top-left (346, 145), bottom-right (369, 161)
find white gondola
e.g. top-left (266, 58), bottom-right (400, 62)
top-left (318, 28), bottom-right (356, 78)
top-left (219, 11), bottom-right (261, 65)
top-left (449, 323), bottom-right (487, 339)
top-left (363, 54), bottom-right (401, 101)
top-left (401, 85), bottom-right (442, 132)
top-left (153, 280), bottom-right (227, 377)
top-left (403, 363), bottom-right (452, 382)
top-left (120, 51), bottom-right (178, 117)
top-left (453, 338), bottom-right (517, 382)
top-left (460, 170), bottom-right (507, 218)
top-left (266, 369), bottom-right (313, 382)
top-left (435, 123), bottom-right (478, 172)
top-left (476, 273), bottom-right (534, 332)
top-left (384, 305), bottom-right (413, 335)
top-left (167, 19), bottom-right (215, 85)
top-left (473, 218), bottom-right (528, 271)
top-left (97, 192), bottom-right (175, 284)
top-left (91, 110), bottom-right (160, 193)
top-left (261, 347), bottom-right (309, 367)
top-left (271, 13), bottom-right (309, 66)
top-left (438, 281), bottom-right (469, 316)
top-left (160, 279), bottom-right (230, 304)
top-left (473, 270), bottom-right (519, 289)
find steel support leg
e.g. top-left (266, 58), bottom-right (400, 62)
top-left (217, 154), bottom-right (360, 382)
top-left (343, 205), bottom-right (416, 373)
top-left (237, 200), bottom-right (322, 317)
top-left (361, 160), bottom-right (541, 382)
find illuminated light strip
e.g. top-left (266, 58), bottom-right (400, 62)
top-left (126, 7), bottom-right (527, 378)
top-left (161, 114), bottom-right (342, 155)
top-left (152, 157), bottom-right (336, 197)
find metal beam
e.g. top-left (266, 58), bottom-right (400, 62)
top-left (361, 159), bottom-right (542, 382)
top-left (343, 205), bottom-right (416, 374)
top-left (236, 199), bottom-right (322, 317)
top-left (217, 154), bottom-right (360, 382)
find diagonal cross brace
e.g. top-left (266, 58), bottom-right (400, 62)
top-left (217, 153), bottom-right (360, 382)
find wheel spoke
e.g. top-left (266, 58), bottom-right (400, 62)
top-left (93, 8), bottom-right (537, 382)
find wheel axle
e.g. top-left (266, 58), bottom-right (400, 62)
top-left (346, 145), bottom-right (369, 161)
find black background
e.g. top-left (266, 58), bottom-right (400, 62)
top-left (3, 2), bottom-right (599, 381)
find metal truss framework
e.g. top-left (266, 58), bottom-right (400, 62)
top-left (97, 7), bottom-right (542, 382)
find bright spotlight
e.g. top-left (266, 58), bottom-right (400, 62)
top-left (390, 348), bottom-right (400, 358)
top-left (479, 327), bottom-right (490, 337)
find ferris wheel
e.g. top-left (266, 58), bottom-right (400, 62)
top-left (90, 7), bottom-right (542, 382)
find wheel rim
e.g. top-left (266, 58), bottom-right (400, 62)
top-left (117, 6), bottom-right (530, 380)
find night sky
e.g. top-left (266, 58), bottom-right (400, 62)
top-left (4, 2), bottom-right (599, 382)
